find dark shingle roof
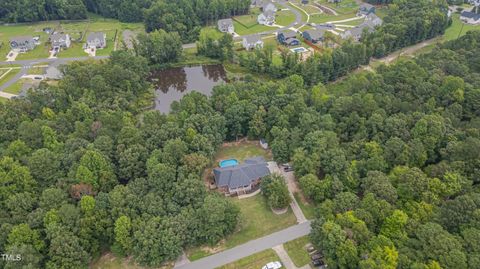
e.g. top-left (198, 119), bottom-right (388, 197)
top-left (304, 29), bottom-right (325, 40)
top-left (214, 157), bottom-right (270, 189)
top-left (461, 11), bottom-right (480, 20)
top-left (279, 30), bottom-right (297, 39)
top-left (244, 34), bottom-right (262, 44)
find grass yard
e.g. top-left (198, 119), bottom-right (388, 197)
top-left (3, 79), bottom-right (27, 95)
top-left (284, 236), bottom-right (311, 267)
top-left (187, 195), bottom-right (297, 260)
top-left (91, 253), bottom-right (172, 269)
top-left (214, 141), bottom-right (272, 163)
top-left (294, 192), bottom-right (316, 220)
top-left (310, 13), bottom-right (358, 24)
top-left (0, 97), bottom-right (7, 104)
top-left (443, 14), bottom-right (480, 41)
top-left (233, 21), bottom-right (274, 35)
top-left (276, 10), bottom-right (297, 26)
top-left (27, 67), bottom-right (46, 75)
top-left (320, 0), bottom-right (358, 15)
top-left (302, 5), bottom-right (323, 14)
top-left (234, 14), bottom-right (260, 28)
top-left (217, 249), bottom-right (280, 269)
top-left (289, 3), bottom-right (309, 23)
top-left (0, 68), bottom-right (21, 86)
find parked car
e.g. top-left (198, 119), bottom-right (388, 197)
top-left (262, 261), bottom-right (282, 269)
top-left (311, 253), bottom-right (323, 260)
top-left (283, 164), bottom-right (293, 172)
top-left (312, 259), bottom-right (324, 267)
top-left (306, 245), bottom-right (316, 253)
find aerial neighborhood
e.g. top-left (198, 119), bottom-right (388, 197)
top-left (1, 1), bottom-right (480, 269)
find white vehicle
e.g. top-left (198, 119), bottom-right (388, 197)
top-left (262, 261), bottom-right (282, 269)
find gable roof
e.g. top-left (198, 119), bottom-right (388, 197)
top-left (244, 34), bottom-right (262, 44)
top-left (359, 3), bottom-right (375, 11)
top-left (218, 18), bottom-right (234, 28)
top-left (10, 36), bottom-right (34, 44)
top-left (279, 30), bottom-right (297, 39)
top-left (213, 157), bottom-right (270, 189)
top-left (87, 32), bottom-right (105, 42)
top-left (461, 10), bottom-right (480, 20)
top-left (303, 29), bottom-right (325, 40)
top-left (50, 33), bottom-right (69, 42)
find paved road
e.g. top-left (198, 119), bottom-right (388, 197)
top-left (175, 221), bottom-right (311, 269)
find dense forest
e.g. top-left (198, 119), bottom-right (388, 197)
top-left (240, 0), bottom-right (450, 84)
top-left (1, 29), bottom-right (479, 268)
top-left (0, 0), bottom-right (88, 22)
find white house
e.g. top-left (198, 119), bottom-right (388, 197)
top-left (218, 18), bottom-right (235, 33)
top-left (243, 35), bottom-right (264, 50)
top-left (258, 10), bottom-right (276, 25)
top-left (50, 33), bottom-right (71, 49)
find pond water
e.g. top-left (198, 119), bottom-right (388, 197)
top-left (150, 64), bottom-right (227, 113)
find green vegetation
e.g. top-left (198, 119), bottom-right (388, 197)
top-left (289, 3), bottom-right (309, 22)
top-left (214, 142), bottom-right (272, 163)
top-left (284, 236), bottom-right (311, 267)
top-left (310, 13), bottom-right (357, 24)
top-left (27, 67), bottom-right (45, 75)
top-left (0, 68), bottom-right (21, 86)
top-left (227, 195), bottom-right (296, 248)
top-left (320, 0), bottom-right (359, 14)
top-left (234, 14), bottom-right (260, 28)
top-left (218, 249), bottom-right (280, 269)
top-left (3, 79), bottom-right (27, 94)
top-left (444, 14), bottom-right (480, 41)
top-left (91, 254), bottom-right (157, 269)
top-left (233, 21), bottom-right (274, 36)
top-left (294, 192), bottom-right (316, 220)
top-left (276, 10), bottom-right (298, 26)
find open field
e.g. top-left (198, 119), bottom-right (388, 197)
top-left (217, 249), bottom-right (280, 269)
top-left (233, 21), bottom-right (274, 35)
top-left (187, 195), bottom-right (296, 260)
top-left (0, 68), bottom-right (20, 85)
top-left (91, 253), bottom-right (172, 269)
top-left (3, 78), bottom-right (27, 94)
top-left (284, 236), bottom-right (311, 267)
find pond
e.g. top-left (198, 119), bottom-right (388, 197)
top-left (150, 64), bottom-right (227, 113)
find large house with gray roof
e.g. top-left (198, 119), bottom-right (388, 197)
top-left (10, 36), bottom-right (36, 52)
top-left (243, 35), bottom-right (264, 50)
top-left (86, 32), bottom-right (107, 49)
top-left (50, 33), bottom-right (71, 49)
top-left (218, 18), bottom-right (235, 33)
top-left (460, 9), bottom-right (480, 25)
top-left (302, 29), bottom-right (325, 43)
top-left (213, 157), bottom-right (270, 196)
top-left (357, 3), bottom-right (376, 16)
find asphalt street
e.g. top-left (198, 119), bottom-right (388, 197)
top-left (175, 221), bottom-right (312, 269)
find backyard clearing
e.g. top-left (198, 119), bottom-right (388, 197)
top-left (91, 253), bottom-right (172, 269)
top-left (217, 249), bottom-right (280, 269)
top-left (215, 140), bottom-right (272, 163)
top-left (187, 195), bottom-right (297, 261)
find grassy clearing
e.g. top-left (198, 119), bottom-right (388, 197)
top-left (289, 3), bottom-right (309, 23)
top-left (27, 67), bottom-right (45, 75)
top-left (276, 10), bottom-right (297, 26)
top-left (187, 195), bottom-right (297, 260)
top-left (0, 68), bottom-right (20, 86)
top-left (310, 13), bottom-right (357, 24)
top-left (0, 97), bottom-right (8, 104)
top-left (91, 253), bottom-right (172, 269)
top-left (214, 141), bottom-right (272, 163)
top-left (234, 14), bottom-right (260, 28)
top-left (294, 192), bottom-right (316, 220)
top-left (320, 0), bottom-right (358, 14)
top-left (233, 21), bottom-right (274, 35)
top-left (284, 236), bottom-right (311, 267)
top-left (15, 44), bottom-right (50, 60)
top-left (443, 14), bottom-right (480, 41)
top-left (217, 249), bottom-right (280, 269)
top-left (3, 79), bottom-right (27, 94)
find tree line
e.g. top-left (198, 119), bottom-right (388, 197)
top-left (240, 0), bottom-right (451, 85)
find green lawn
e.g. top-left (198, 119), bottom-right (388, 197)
top-left (214, 141), bottom-right (272, 163)
top-left (91, 253), bottom-right (172, 269)
top-left (294, 192), bottom-right (316, 220)
top-left (234, 14), bottom-right (260, 28)
top-left (443, 14), bottom-right (480, 41)
top-left (0, 15), bottom-right (143, 61)
top-left (284, 236), bottom-right (311, 267)
top-left (289, 3), bottom-right (309, 23)
top-left (319, 0), bottom-right (358, 15)
top-left (187, 195), bottom-right (297, 260)
top-left (0, 68), bottom-right (21, 86)
top-left (302, 5), bottom-right (323, 14)
top-left (3, 79), bottom-right (27, 95)
top-left (27, 67), bottom-right (46, 75)
top-left (233, 21), bottom-right (275, 35)
top-left (310, 12), bottom-right (358, 24)
top-left (217, 249), bottom-right (280, 269)
top-left (276, 10), bottom-right (297, 26)
top-left (0, 97), bottom-right (7, 104)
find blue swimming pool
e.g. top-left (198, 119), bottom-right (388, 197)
top-left (219, 159), bottom-right (239, 168)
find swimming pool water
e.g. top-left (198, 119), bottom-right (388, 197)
top-left (219, 159), bottom-right (239, 167)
